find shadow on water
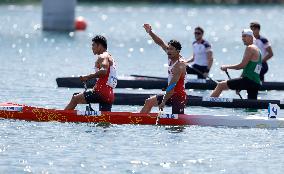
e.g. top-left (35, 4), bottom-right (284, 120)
top-left (95, 122), bottom-right (112, 128)
top-left (84, 123), bottom-right (186, 133)
top-left (164, 126), bottom-right (186, 133)
top-left (244, 108), bottom-right (259, 113)
top-left (84, 122), bottom-right (112, 130)
top-left (81, 123), bottom-right (110, 134)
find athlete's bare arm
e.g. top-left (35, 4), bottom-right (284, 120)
top-left (186, 55), bottom-right (194, 63)
top-left (207, 51), bottom-right (213, 70)
top-left (143, 24), bottom-right (168, 52)
top-left (263, 46), bottom-right (273, 63)
top-left (221, 46), bottom-right (257, 71)
top-left (80, 54), bottom-right (110, 82)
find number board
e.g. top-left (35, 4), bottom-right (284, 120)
top-left (0, 106), bottom-right (23, 112)
top-left (159, 114), bottom-right (179, 119)
top-left (77, 110), bottom-right (101, 116)
top-left (202, 97), bottom-right (233, 103)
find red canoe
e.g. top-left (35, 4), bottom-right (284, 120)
top-left (1, 102), bottom-right (284, 128)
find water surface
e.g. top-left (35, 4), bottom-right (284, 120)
top-left (0, 4), bottom-right (284, 173)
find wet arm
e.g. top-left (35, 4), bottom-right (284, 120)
top-left (226, 47), bottom-right (251, 70)
top-left (84, 57), bottom-right (109, 80)
top-left (207, 51), bottom-right (213, 70)
top-left (262, 46), bottom-right (273, 62)
top-left (144, 24), bottom-right (168, 52)
top-left (148, 31), bottom-right (168, 52)
top-left (186, 55), bottom-right (194, 63)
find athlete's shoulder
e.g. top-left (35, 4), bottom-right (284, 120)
top-left (259, 35), bottom-right (269, 44)
top-left (98, 52), bottom-right (111, 60)
top-left (248, 44), bottom-right (256, 49)
top-left (99, 51), bottom-right (109, 57)
top-left (176, 61), bottom-right (186, 69)
top-left (202, 40), bottom-right (211, 48)
top-left (247, 44), bottom-right (259, 52)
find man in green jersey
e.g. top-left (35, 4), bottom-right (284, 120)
top-left (210, 29), bottom-right (262, 99)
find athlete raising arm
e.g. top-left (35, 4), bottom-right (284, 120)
top-left (140, 24), bottom-right (187, 114)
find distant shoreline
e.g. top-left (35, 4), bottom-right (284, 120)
top-left (1, 0), bottom-right (284, 4)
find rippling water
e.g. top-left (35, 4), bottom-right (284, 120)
top-left (1, 3), bottom-right (284, 173)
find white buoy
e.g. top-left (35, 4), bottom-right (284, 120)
top-left (42, 0), bottom-right (76, 31)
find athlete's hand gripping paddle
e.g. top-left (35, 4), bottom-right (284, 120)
top-left (83, 82), bottom-right (88, 92)
top-left (73, 77), bottom-right (89, 96)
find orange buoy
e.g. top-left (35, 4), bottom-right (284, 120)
top-left (75, 16), bottom-right (87, 31)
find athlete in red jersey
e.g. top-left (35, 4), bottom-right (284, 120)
top-left (65, 35), bottom-right (117, 111)
top-left (140, 24), bottom-right (187, 114)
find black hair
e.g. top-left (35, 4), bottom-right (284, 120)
top-left (168, 40), bottom-right (182, 52)
top-left (195, 26), bottom-right (204, 34)
top-left (250, 22), bottom-right (261, 30)
top-left (92, 35), bottom-right (107, 49)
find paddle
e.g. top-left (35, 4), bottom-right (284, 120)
top-left (225, 70), bottom-right (243, 99)
top-left (82, 81), bottom-right (94, 112)
top-left (131, 74), bottom-right (167, 80)
top-left (156, 108), bottom-right (163, 125)
top-left (225, 70), bottom-right (231, 79)
top-left (189, 65), bottom-right (217, 84)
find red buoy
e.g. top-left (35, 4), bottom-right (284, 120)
top-left (75, 16), bottom-right (87, 31)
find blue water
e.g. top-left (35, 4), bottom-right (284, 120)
top-left (1, 4), bottom-right (284, 173)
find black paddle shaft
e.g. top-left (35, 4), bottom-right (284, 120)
top-left (189, 66), bottom-right (217, 84)
top-left (225, 70), bottom-right (243, 99)
top-left (83, 82), bottom-right (94, 112)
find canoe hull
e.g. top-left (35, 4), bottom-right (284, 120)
top-left (1, 103), bottom-right (284, 128)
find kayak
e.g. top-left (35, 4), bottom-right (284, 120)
top-left (114, 93), bottom-right (284, 109)
top-left (56, 75), bottom-right (284, 90)
top-left (1, 102), bottom-right (284, 128)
